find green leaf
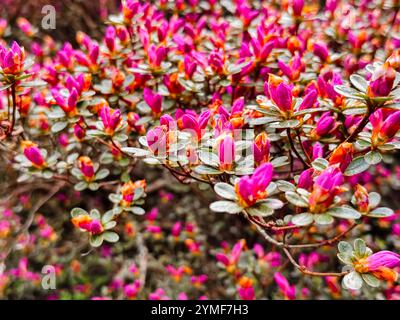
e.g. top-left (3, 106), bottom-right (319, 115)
top-left (214, 183), bottom-right (237, 200)
top-left (361, 273), bottom-right (380, 288)
top-left (368, 192), bottom-right (381, 208)
top-left (210, 201), bottom-right (242, 214)
top-left (334, 85), bottom-right (364, 100)
top-left (246, 203), bottom-right (274, 217)
top-left (71, 207), bottom-right (88, 217)
top-left (113, 133), bottom-right (128, 142)
top-left (291, 213), bottom-right (313, 226)
top-left (248, 116), bottom-right (278, 126)
top-left (349, 74), bottom-right (368, 93)
top-left (270, 120), bottom-right (300, 129)
top-left (364, 151), bottom-right (382, 165)
top-left (88, 182), bottom-right (99, 191)
top-left (51, 121), bottom-right (68, 133)
top-left (129, 206), bottom-right (146, 215)
top-left (90, 234), bottom-right (104, 247)
top-left (343, 107), bottom-right (368, 116)
top-left (103, 231), bottom-right (119, 243)
top-left (108, 193), bottom-right (122, 204)
top-left (270, 156), bottom-right (289, 168)
top-left (343, 271), bottom-right (363, 290)
top-left (337, 252), bottom-right (353, 265)
top-left (311, 158), bottom-right (329, 171)
top-left (354, 238), bottom-right (366, 257)
top-left (95, 168), bottom-right (110, 180)
top-left (102, 210), bottom-right (117, 223)
top-left (103, 221), bottom-right (117, 230)
top-left (262, 198), bottom-right (284, 209)
top-left (276, 180), bottom-right (296, 192)
top-left (121, 147), bottom-right (150, 157)
top-left (313, 214), bottom-right (334, 225)
top-left (74, 181), bottom-right (88, 191)
top-left (344, 156), bottom-right (370, 176)
top-left (90, 209), bottom-right (101, 220)
top-left (338, 241), bottom-right (353, 253)
top-left (327, 206), bottom-right (361, 219)
top-left (194, 165), bottom-right (221, 175)
top-left (368, 207), bottom-right (394, 218)
top-left (285, 191), bottom-right (309, 208)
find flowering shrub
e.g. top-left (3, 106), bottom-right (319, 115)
top-left (1, 0), bottom-right (400, 300)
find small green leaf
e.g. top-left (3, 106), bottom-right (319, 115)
top-left (270, 119), bottom-right (300, 129)
top-left (327, 206), bottom-right (361, 220)
top-left (344, 156), bottom-right (370, 176)
top-left (90, 234), bottom-right (104, 247)
top-left (291, 213), bottom-right (313, 226)
top-left (361, 273), bottom-right (380, 288)
top-left (337, 252), bottom-right (353, 265)
top-left (246, 203), bottom-right (274, 217)
top-left (214, 183), bottom-right (237, 200)
top-left (74, 181), bottom-right (88, 191)
top-left (103, 221), bottom-right (117, 230)
top-left (285, 191), bottom-right (309, 208)
top-left (121, 147), bottom-right (150, 157)
top-left (276, 180), bottom-right (296, 192)
top-left (368, 207), bottom-right (394, 218)
top-left (343, 271), bottom-right (363, 290)
top-left (311, 158), bottom-right (329, 171)
top-left (210, 201), bottom-right (242, 214)
top-left (364, 151), bottom-right (382, 165)
top-left (262, 198), bottom-right (284, 209)
top-left (102, 210), bottom-right (117, 223)
top-left (354, 238), bottom-right (366, 257)
top-left (313, 214), bottom-right (334, 225)
top-left (71, 207), bottom-right (88, 217)
top-left (368, 192), bottom-right (381, 208)
top-left (349, 74), bottom-right (368, 93)
top-left (194, 165), bottom-right (221, 175)
top-left (338, 241), bottom-right (353, 253)
top-left (88, 182), bottom-right (99, 191)
top-left (51, 121), bottom-right (68, 133)
top-left (113, 133), bottom-right (128, 142)
top-left (270, 156), bottom-right (289, 168)
top-left (95, 168), bottom-right (109, 180)
top-left (334, 85), bottom-right (364, 99)
top-left (129, 206), bottom-right (146, 215)
top-left (103, 231), bottom-right (119, 243)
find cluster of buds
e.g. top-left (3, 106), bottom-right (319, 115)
top-left (21, 140), bottom-right (46, 169)
top-left (0, 42), bottom-right (25, 83)
top-left (235, 163), bottom-right (273, 208)
top-left (71, 214), bottom-right (103, 235)
top-left (120, 180), bottom-right (146, 207)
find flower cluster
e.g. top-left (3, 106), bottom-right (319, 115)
top-left (1, 0), bottom-right (400, 300)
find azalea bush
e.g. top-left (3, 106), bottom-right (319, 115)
top-left (1, 0), bottom-right (400, 300)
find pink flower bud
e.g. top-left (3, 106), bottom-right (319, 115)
top-left (367, 62), bottom-right (396, 98)
top-left (268, 75), bottom-right (293, 113)
top-left (274, 272), bottom-right (296, 300)
top-left (143, 88), bottom-right (162, 117)
top-left (217, 134), bottom-right (235, 171)
top-left (21, 141), bottom-right (46, 169)
top-left (78, 156), bottom-right (95, 181)
top-left (99, 105), bottom-right (122, 135)
top-left (235, 163), bottom-right (273, 207)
